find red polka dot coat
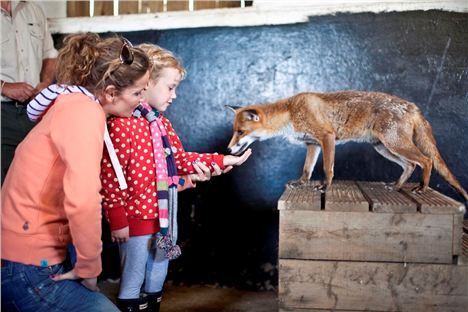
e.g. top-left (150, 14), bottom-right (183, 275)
top-left (100, 115), bottom-right (225, 236)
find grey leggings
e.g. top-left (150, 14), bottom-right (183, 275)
top-left (118, 233), bottom-right (169, 299)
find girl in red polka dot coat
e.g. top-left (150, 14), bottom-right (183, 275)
top-left (100, 44), bottom-right (251, 312)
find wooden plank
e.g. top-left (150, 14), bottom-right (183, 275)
top-left (464, 237), bottom-right (468, 257)
top-left (401, 184), bottom-right (465, 215)
top-left (280, 308), bottom-right (380, 312)
top-left (278, 187), bottom-right (293, 210)
top-left (463, 220), bottom-right (468, 257)
top-left (279, 259), bottom-right (468, 312)
top-left (278, 181), bottom-right (321, 211)
top-left (279, 211), bottom-right (454, 263)
top-left (325, 181), bottom-right (369, 212)
top-left (67, 1), bottom-right (89, 17)
top-left (357, 181), bottom-right (417, 213)
top-left (453, 212), bottom-right (464, 256)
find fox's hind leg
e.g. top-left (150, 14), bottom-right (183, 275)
top-left (380, 140), bottom-right (433, 193)
top-left (373, 143), bottom-right (416, 190)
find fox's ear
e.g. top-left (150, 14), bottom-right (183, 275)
top-left (225, 105), bottom-right (241, 113)
top-left (243, 109), bottom-right (260, 122)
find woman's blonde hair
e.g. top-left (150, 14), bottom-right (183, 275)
top-left (56, 33), bottom-right (150, 93)
top-left (137, 43), bottom-right (186, 82)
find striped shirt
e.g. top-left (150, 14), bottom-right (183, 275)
top-left (27, 84), bottom-right (94, 121)
top-left (27, 84), bottom-right (128, 190)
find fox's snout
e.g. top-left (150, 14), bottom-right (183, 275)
top-left (228, 144), bottom-right (245, 156)
top-left (227, 106), bottom-right (262, 155)
top-left (227, 139), bottom-right (243, 155)
top-left (227, 133), bottom-right (257, 156)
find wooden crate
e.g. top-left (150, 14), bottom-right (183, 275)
top-left (278, 181), bottom-right (468, 312)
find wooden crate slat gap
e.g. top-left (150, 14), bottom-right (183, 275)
top-left (357, 181), bottom-right (418, 213)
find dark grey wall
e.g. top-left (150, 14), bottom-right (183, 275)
top-left (76, 10), bottom-right (467, 289)
top-left (126, 10), bottom-right (467, 206)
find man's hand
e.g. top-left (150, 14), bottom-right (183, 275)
top-left (2, 82), bottom-right (35, 102)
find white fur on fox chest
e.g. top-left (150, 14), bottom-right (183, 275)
top-left (276, 124), bottom-right (319, 145)
top-left (275, 124), bottom-right (378, 146)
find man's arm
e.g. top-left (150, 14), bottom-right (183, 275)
top-left (1, 81), bottom-right (35, 102)
top-left (35, 58), bottom-right (56, 93)
top-left (0, 58), bottom-right (56, 102)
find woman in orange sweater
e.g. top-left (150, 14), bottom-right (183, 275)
top-left (1, 33), bottom-right (150, 312)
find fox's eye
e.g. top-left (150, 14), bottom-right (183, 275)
top-left (237, 130), bottom-right (244, 136)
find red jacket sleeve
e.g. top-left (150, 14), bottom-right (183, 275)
top-left (100, 118), bottom-right (132, 231)
top-left (161, 116), bottom-right (225, 176)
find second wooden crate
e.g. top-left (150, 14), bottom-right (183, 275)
top-left (278, 180), bottom-right (467, 312)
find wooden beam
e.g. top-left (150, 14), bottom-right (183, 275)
top-left (279, 210), bottom-right (455, 263)
top-left (279, 259), bottom-right (468, 311)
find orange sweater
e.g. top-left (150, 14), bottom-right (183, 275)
top-left (1, 93), bottom-right (105, 278)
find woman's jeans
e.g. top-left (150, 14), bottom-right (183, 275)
top-left (1, 260), bottom-right (119, 312)
top-left (118, 233), bottom-right (169, 299)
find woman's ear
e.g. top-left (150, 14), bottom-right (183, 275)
top-left (103, 85), bottom-right (117, 104)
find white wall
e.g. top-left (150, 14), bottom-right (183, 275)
top-left (36, 0), bottom-right (66, 18)
top-left (43, 0), bottom-right (468, 34)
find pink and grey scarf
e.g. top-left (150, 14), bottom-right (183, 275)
top-left (134, 103), bottom-right (182, 260)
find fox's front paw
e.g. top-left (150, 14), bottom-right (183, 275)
top-left (313, 183), bottom-right (328, 193)
top-left (384, 182), bottom-right (401, 191)
top-left (286, 179), bottom-right (308, 189)
top-left (411, 185), bottom-right (428, 194)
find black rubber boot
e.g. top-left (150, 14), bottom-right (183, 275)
top-left (145, 291), bottom-right (162, 312)
top-left (116, 295), bottom-right (149, 312)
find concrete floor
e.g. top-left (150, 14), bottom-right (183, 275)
top-left (99, 280), bottom-right (278, 312)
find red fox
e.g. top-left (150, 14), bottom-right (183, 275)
top-left (227, 91), bottom-right (468, 201)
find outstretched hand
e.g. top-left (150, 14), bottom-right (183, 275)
top-left (223, 148), bottom-right (252, 167)
top-left (50, 268), bottom-right (99, 292)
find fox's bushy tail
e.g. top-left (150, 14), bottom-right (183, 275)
top-left (414, 115), bottom-right (468, 201)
